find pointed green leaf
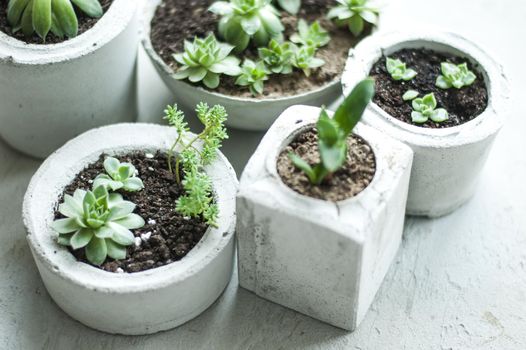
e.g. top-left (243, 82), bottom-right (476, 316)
top-left (71, 0), bottom-right (102, 18)
top-left (106, 239), bottom-right (127, 260)
top-left (70, 228), bottom-right (93, 249)
top-left (334, 78), bottom-right (375, 136)
top-left (51, 218), bottom-right (82, 234)
top-left (114, 214), bottom-right (145, 230)
top-left (85, 237), bottom-right (107, 265)
top-left (33, 0), bottom-right (52, 40)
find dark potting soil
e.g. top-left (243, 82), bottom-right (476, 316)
top-left (54, 152), bottom-right (209, 273)
top-left (369, 48), bottom-right (489, 129)
top-left (150, 0), bottom-right (371, 98)
top-left (0, 0), bottom-right (113, 45)
top-left (277, 128), bottom-right (376, 202)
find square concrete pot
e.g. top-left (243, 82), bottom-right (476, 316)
top-left (0, 0), bottom-right (139, 158)
top-left (341, 31), bottom-right (509, 217)
top-left (236, 105), bottom-right (413, 331)
top-left (23, 123), bottom-right (238, 335)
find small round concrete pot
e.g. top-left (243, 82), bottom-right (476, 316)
top-left (237, 105), bottom-right (413, 331)
top-left (23, 123), bottom-right (238, 335)
top-left (341, 31), bottom-right (509, 218)
top-left (141, 0), bottom-right (341, 131)
top-left (0, 0), bottom-right (140, 159)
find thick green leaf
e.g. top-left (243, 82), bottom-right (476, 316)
top-left (333, 78), bottom-right (375, 136)
top-left (241, 15), bottom-right (261, 35)
top-left (319, 139), bottom-right (347, 172)
top-left (114, 214), bottom-right (145, 230)
top-left (402, 90), bottom-right (419, 101)
top-left (123, 177), bottom-right (144, 192)
top-left (430, 108), bottom-right (449, 123)
top-left (103, 157), bottom-right (120, 176)
top-left (288, 153), bottom-right (316, 184)
top-left (411, 111), bottom-right (428, 124)
top-left (277, 0), bottom-right (300, 14)
top-left (106, 239), bottom-right (127, 260)
top-left (317, 109), bottom-right (340, 146)
top-left (52, 0), bottom-right (78, 38)
top-left (33, 0), bottom-right (52, 40)
top-left (7, 0), bottom-right (31, 27)
top-left (108, 201), bottom-right (135, 220)
top-left (348, 14), bottom-right (363, 36)
top-left (70, 228), bottom-right (93, 249)
top-left (85, 237), bottom-right (107, 265)
top-left (108, 222), bottom-right (135, 246)
top-left (71, 0), bottom-right (103, 18)
top-left (203, 71), bottom-right (220, 89)
top-left (51, 218), bottom-right (82, 234)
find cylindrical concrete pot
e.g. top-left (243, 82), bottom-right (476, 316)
top-left (23, 123), bottom-right (238, 335)
top-left (341, 31), bottom-right (509, 217)
top-left (141, 0), bottom-right (342, 131)
top-left (0, 0), bottom-right (140, 159)
top-left (237, 105), bottom-right (413, 331)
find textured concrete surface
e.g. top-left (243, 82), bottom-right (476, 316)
top-left (1, 0), bottom-right (525, 348)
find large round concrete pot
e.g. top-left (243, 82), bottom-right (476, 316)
top-left (341, 31), bottom-right (509, 217)
top-left (0, 0), bottom-right (140, 159)
top-left (23, 123), bottom-right (238, 335)
top-left (141, 0), bottom-right (342, 131)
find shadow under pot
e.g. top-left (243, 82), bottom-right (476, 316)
top-left (342, 30), bottom-right (509, 218)
top-left (141, 0), bottom-right (374, 131)
top-left (236, 105), bottom-right (413, 331)
top-left (0, 0), bottom-right (139, 159)
top-left (23, 123), bottom-right (238, 335)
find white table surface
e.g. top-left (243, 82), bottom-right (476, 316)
top-left (1, 0), bottom-right (525, 348)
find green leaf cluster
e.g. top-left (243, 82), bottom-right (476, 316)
top-left (275, 0), bottom-right (300, 14)
top-left (209, 0), bottom-right (285, 53)
top-left (235, 59), bottom-right (270, 95)
top-left (165, 103), bottom-right (229, 227)
top-left (411, 92), bottom-right (449, 123)
top-left (51, 186), bottom-right (145, 265)
top-left (291, 44), bottom-right (325, 77)
top-left (289, 78), bottom-right (375, 185)
top-left (258, 39), bottom-right (293, 74)
top-left (7, 0), bottom-right (102, 42)
top-left (327, 0), bottom-right (379, 36)
top-left (93, 157), bottom-right (144, 192)
top-left (436, 62), bottom-right (477, 89)
top-left (290, 19), bottom-right (330, 49)
top-left (173, 34), bottom-right (242, 89)
top-left (386, 57), bottom-right (417, 81)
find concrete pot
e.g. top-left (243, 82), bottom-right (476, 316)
top-left (140, 0), bottom-right (341, 131)
top-left (236, 105), bottom-right (413, 331)
top-left (0, 0), bottom-right (140, 159)
top-left (341, 31), bottom-right (509, 217)
top-left (23, 123), bottom-right (238, 335)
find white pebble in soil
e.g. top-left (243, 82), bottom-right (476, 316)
top-left (134, 237), bottom-right (142, 247)
top-left (148, 167), bottom-right (154, 171)
top-left (148, 219), bottom-right (156, 225)
top-left (145, 153), bottom-right (154, 159)
top-left (116, 268), bottom-right (124, 274)
top-left (141, 231), bottom-right (152, 242)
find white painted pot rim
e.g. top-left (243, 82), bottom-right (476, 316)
top-left (341, 30), bottom-right (510, 148)
top-left (23, 123), bottom-right (238, 294)
top-left (0, 0), bottom-right (137, 65)
top-left (140, 0), bottom-right (340, 104)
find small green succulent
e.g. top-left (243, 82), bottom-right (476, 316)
top-left (289, 78), bottom-right (375, 185)
top-left (93, 157), bottom-right (144, 192)
top-left (327, 0), bottom-right (379, 37)
top-left (290, 20), bottom-right (330, 49)
top-left (258, 39), bottom-right (293, 74)
top-left (51, 186), bottom-right (145, 265)
top-left (436, 62), bottom-right (477, 89)
top-left (235, 59), bottom-right (270, 95)
top-left (164, 103), bottom-right (229, 227)
top-left (402, 89), bottom-right (419, 101)
top-left (7, 0), bottom-right (103, 41)
top-left (291, 44), bottom-right (325, 77)
top-left (386, 57), bottom-right (417, 81)
top-left (275, 0), bottom-right (300, 14)
top-left (209, 0), bottom-right (285, 53)
top-left (173, 34), bottom-right (242, 89)
top-left (411, 92), bottom-right (449, 124)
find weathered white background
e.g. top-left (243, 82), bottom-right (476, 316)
top-left (1, 0), bottom-right (525, 348)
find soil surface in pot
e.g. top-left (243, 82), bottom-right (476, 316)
top-left (277, 128), bottom-right (376, 201)
top-left (0, 0), bottom-right (113, 45)
top-left (370, 48), bottom-right (488, 129)
top-left (54, 152), bottom-right (209, 273)
top-left (150, 0), bottom-right (371, 98)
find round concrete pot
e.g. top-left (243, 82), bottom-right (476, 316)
top-left (141, 0), bottom-right (342, 131)
top-left (341, 31), bottom-right (509, 218)
top-left (23, 123), bottom-right (238, 335)
top-left (0, 0), bottom-right (140, 159)
top-left (237, 105), bottom-right (413, 331)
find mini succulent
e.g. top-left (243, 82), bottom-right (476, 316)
top-left (235, 59), bottom-right (270, 95)
top-left (164, 103), bottom-right (229, 227)
top-left (258, 39), bottom-right (294, 74)
top-left (386, 57), bottom-right (417, 81)
top-left (327, 0), bottom-right (379, 37)
top-left (289, 78), bottom-right (375, 184)
top-left (402, 90), bottom-right (419, 101)
top-left (7, 0), bottom-right (103, 41)
top-left (411, 92), bottom-right (449, 124)
top-left (290, 20), bottom-right (330, 49)
top-left (291, 44), bottom-right (325, 77)
top-left (173, 34), bottom-right (242, 89)
top-left (275, 0), bottom-right (300, 14)
top-left (51, 186), bottom-right (145, 265)
top-left (93, 157), bottom-right (144, 192)
top-left (436, 62), bottom-right (477, 89)
top-left (209, 0), bottom-right (285, 53)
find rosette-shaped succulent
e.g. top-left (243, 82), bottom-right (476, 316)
top-left (93, 157), bottom-right (144, 192)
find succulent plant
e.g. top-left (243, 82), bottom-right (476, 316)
top-left (258, 39), bottom-right (294, 74)
top-left (209, 0), bottom-right (285, 53)
top-left (275, 0), bottom-right (300, 14)
top-left (93, 157), bottom-right (144, 192)
top-left (411, 92), bottom-right (449, 123)
top-left (235, 59), bottom-right (271, 95)
top-left (291, 44), bottom-right (325, 77)
top-left (7, 0), bottom-right (103, 41)
top-left (173, 34), bottom-right (242, 89)
top-left (51, 186), bottom-right (145, 265)
top-left (290, 20), bottom-right (330, 49)
top-left (327, 0), bottom-right (379, 37)
top-left (436, 62), bottom-right (477, 89)
top-left (386, 57), bottom-right (417, 81)
top-left (402, 89), bottom-right (419, 101)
